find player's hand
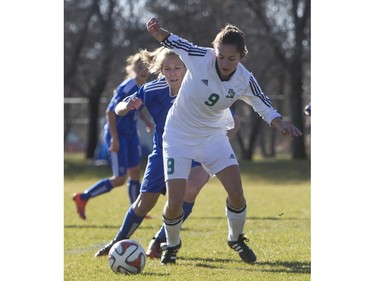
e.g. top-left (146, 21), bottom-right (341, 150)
top-left (109, 137), bottom-right (120, 152)
top-left (147, 18), bottom-right (160, 35)
top-left (126, 97), bottom-right (143, 111)
top-left (145, 120), bottom-right (154, 133)
top-left (279, 122), bottom-right (303, 138)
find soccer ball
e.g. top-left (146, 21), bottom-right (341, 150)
top-left (108, 239), bottom-right (146, 275)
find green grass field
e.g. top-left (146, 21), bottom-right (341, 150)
top-left (64, 153), bottom-right (310, 280)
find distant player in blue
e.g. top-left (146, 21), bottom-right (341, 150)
top-left (94, 47), bottom-right (240, 257)
top-left (72, 52), bottom-right (153, 220)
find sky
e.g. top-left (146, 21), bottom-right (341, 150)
top-left (1, 0), bottom-right (375, 280)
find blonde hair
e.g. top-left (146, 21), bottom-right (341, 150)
top-left (140, 47), bottom-right (179, 77)
top-left (123, 52), bottom-right (143, 79)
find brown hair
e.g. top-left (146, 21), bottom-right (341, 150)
top-left (212, 24), bottom-right (248, 58)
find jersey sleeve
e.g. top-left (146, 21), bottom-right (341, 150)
top-left (239, 74), bottom-right (282, 125)
top-left (107, 88), bottom-right (124, 112)
top-left (161, 33), bottom-right (209, 72)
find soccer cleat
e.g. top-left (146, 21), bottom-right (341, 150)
top-left (94, 239), bottom-right (117, 257)
top-left (160, 240), bottom-right (182, 265)
top-left (145, 237), bottom-right (164, 259)
top-left (72, 193), bottom-right (87, 220)
top-left (228, 234), bottom-right (257, 264)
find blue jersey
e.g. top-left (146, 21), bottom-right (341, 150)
top-left (103, 78), bottom-right (142, 176)
top-left (124, 78), bottom-right (176, 194)
top-left (130, 77), bottom-right (175, 154)
top-left (104, 78), bottom-right (140, 135)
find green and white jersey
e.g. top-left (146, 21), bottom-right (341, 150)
top-left (162, 33), bottom-right (281, 140)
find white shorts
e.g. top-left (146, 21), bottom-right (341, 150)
top-left (163, 132), bottom-right (238, 180)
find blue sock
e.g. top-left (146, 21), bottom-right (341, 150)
top-left (81, 179), bottom-right (113, 200)
top-left (155, 201), bottom-right (194, 242)
top-left (128, 179), bottom-right (141, 204)
top-left (114, 204), bottom-right (144, 241)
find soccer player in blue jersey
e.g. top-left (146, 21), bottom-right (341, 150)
top-left (72, 53), bottom-right (153, 220)
top-left (94, 46), bottom-right (240, 257)
top-left (147, 18), bottom-right (303, 265)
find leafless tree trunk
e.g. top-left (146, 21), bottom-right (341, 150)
top-left (246, 0), bottom-right (310, 159)
top-left (84, 0), bottom-right (117, 158)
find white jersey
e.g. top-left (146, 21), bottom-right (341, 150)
top-left (162, 33), bottom-right (281, 141)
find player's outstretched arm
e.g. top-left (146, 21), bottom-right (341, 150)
top-left (147, 18), bottom-right (170, 42)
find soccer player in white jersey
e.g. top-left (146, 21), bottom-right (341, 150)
top-left (145, 109), bottom-right (240, 259)
top-left (147, 18), bottom-right (303, 265)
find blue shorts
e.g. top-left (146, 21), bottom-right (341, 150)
top-left (141, 152), bottom-right (202, 195)
top-left (105, 131), bottom-right (141, 177)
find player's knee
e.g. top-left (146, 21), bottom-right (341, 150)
top-left (110, 176), bottom-right (126, 187)
top-left (227, 189), bottom-right (245, 206)
top-left (166, 201), bottom-right (183, 217)
top-left (185, 185), bottom-right (199, 201)
top-left (133, 202), bottom-right (151, 217)
top-left (133, 193), bottom-right (158, 216)
top-left (128, 167), bottom-right (141, 179)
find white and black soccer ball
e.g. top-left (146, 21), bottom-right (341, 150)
top-left (108, 239), bottom-right (146, 275)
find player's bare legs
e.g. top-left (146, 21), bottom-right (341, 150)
top-left (127, 165), bottom-right (141, 181)
top-left (163, 179), bottom-right (187, 220)
top-left (215, 164), bottom-right (256, 263)
top-left (146, 166), bottom-right (209, 259)
top-left (215, 165), bottom-right (245, 209)
top-left (132, 192), bottom-right (160, 217)
top-left (185, 166), bottom-right (210, 203)
top-left (160, 179), bottom-right (186, 264)
top-left (109, 174), bottom-right (127, 187)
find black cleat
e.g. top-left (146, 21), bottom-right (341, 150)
top-left (228, 234), bottom-right (257, 264)
top-left (94, 239), bottom-right (117, 257)
top-left (160, 240), bottom-right (182, 265)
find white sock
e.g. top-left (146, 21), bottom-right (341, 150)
top-left (226, 202), bottom-right (247, 241)
top-left (162, 213), bottom-right (184, 247)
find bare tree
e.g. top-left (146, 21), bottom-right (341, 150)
top-left (64, 0), bottom-right (150, 158)
top-left (64, 0), bottom-right (97, 143)
top-left (245, 0), bottom-right (310, 159)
